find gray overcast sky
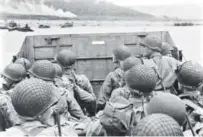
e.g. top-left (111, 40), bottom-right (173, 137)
top-left (101, 0), bottom-right (203, 19)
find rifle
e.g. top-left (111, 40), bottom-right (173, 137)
top-left (54, 112), bottom-right (62, 137)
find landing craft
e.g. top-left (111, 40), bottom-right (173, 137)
top-left (61, 21), bottom-right (74, 28)
top-left (39, 24), bottom-right (51, 29)
top-left (8, 24), bottom-right (34, 32)
top-left (15, 29), bottom-right (181, 97)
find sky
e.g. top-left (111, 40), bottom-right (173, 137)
top-left (102, 0), bottom-right (203, 19)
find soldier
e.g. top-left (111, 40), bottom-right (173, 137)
top-left (131, 114), bottom-right (184, 136)
top-left (86, 65), bottom-right (159, 136)
top-left (0, 63), bottom-right (27, 131)
top-left (28, 60), bottom-right (86, 121)
top-left (110, 64), bottom-right (157, 109)
top-left (109, 56), bottom-right (142, 104)
top-left (140, 35), bottom-right (181, 94)
top-left (1, 63), bottom-right (26, 92)
top-left (56, 50), bottom-right (96, 117)
top-left (97, 45), bottom-right (131, 111)
top-left (1, 78), bottom-right (78, 136)
top-left (14, 58), bottom-right (31, 71)
top-left (161, 42), bottom-right (173, 57)
top-left (176, 61), bottom-right (203, 133)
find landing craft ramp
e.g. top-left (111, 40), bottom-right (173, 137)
top-left (17, 29), bottom-right (176, 97)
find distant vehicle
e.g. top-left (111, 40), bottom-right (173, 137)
top-left (8, 24), bottom-right (34, 32)
top-left (174, 22), bottom-right (194, 26)
top-left (7, 21), bottom-right (18, 30)
top-left (39, 24), bottom-right (50, 28)
top-left (61, 22), bottom-right (73, 28)
top-left (0, 25), bottom-right (8, 30)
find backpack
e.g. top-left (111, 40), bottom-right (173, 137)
top-left (100, 96), bottom-right (134, 135)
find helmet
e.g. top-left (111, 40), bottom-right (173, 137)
top-left (53, 63), bottom-right (63, 78)
top-left (15, 58), bottom-right (31, 70)
top-left (140, 35), bottom-right (162, 52)
top-left (122, 56), bottom-right (142, 72)
top-left (56, 50), bottom-right (76, 68)
top-left (11, 78), bottom-right (59, 118)
top-left (2, 63), bottom-right (26, 82)
top-left (177, 61), bottom-right (203, 87)
top-left (113, 45), bottom-right (131, 61)
top-left (161, 42), bottom-right (173, 55)
top-left (145, 93), bottom-right (186, 125)
top-left (132, 114), bottom-right (183, 136)
top-left (28, 60), bottom-right (55, 81)
top-left (125, 64), bottom-right (158, 93)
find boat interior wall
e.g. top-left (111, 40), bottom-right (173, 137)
top-left (17, 31), bottom-right (175, 97)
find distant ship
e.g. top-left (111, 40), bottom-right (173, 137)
top-left (38, 24), bottom-right (51, 29)
top-left (61, 22), bottom-right (73, 28)
top-left (8, 24), bottom-right (34, 32)
top-left (174, 22), bottom-right (194, 26)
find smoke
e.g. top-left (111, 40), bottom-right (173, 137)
top-left (0, 0), bottom-right (77, 18)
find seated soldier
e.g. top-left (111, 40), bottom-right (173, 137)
top-left (28, 60), bottom-right (86, 121)
top-left (109, 56), bottom-right (142, 103)
top-left (97, 45), bottom-right (131, 111)
top-left (131, 114), bottom-right (184, 136)
top-left (1, 78), bottom-right (78, 136)
top-left (0, 63), bottom-right (26, 131)
top-left (1, 63), bottom-right (26, 92)
top-left (140, 35), bottom-right (182, 94)
top-left (176, 61), bottom-right (203, 134)
top-left (86, 64), bottom-right (159, 136)
top-left (55, 50), bottom-right (96, 117)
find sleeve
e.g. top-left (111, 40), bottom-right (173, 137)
top-left (97, 73), bottom-right (113, 110)
top-left (36, 125), bottom-right (78, 137)
top-left (64, 94), bottom-right (86, 120)
top-left (109, 88), bottom-right (122, 102)
top-left (74, 75), bottom-right (96, 104)
top-left (0, 95), bottom-right (21, 128)
top-left (86, 119), bottom-right (106, 136)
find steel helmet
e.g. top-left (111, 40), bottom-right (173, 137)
top-left (2, 63), bottom-right (26, 82)
top-left (113, 45), bottom-right (131, 61)
top-left (11, 78), bottom-right (59, 118)
top-left (56, 50), bottom-right (76, 68)
top-left (125, 64), bottom-right (158, 94)
top-left (28, 60), bottom-right (56, 81)
top-left (161, 42), bottom-right (173, 55)
top-left (132, 114), bottom-right (183, 136)
top-left (53, 63), bottom-right (63, 78)
top-left (145, 93), bottom-right (186, 125)
top-left (176, 61), bottom-right (203, 87)
top-left (14, 58), bottom-right (31, 70)
top-left (122, 56), bottom-right (142, 72)
top-left (140, 35), bottom-right (162, 52)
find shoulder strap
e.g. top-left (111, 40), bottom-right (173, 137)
top-left (151, 58), bottom-right (166, 91)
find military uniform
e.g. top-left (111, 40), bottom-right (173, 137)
top-left (56, 50), bottom-right (96, 116)
top-left (61, 72), bottom-right (96, 116)
top-left (97, 67), bottom-right (125, 110)
top-left (2, 79), bottom-right (79, 137)
top-left (144, 56), bottom-right (180, 93)
top-left (28, 60), bottom-right (87, 120)
top-left (140, 36), bottom-right (181, 93)
top-left (110, 86), bottom-right (144, 109)
top-left (0, 63), bottom-right (26, 131)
